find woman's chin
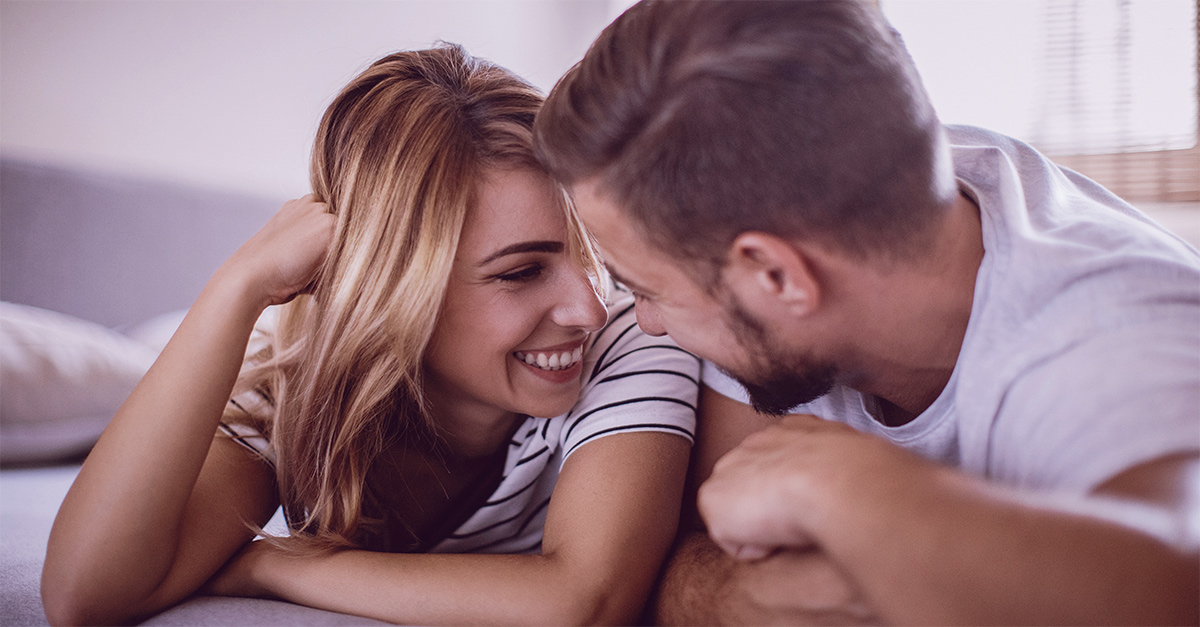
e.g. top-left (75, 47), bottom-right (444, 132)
top-left (510, 357), bottom-right (584, 418)
top-left (515, 383), bottom-right (582, 419)
top-left (519, 395), bottom-right (579, 419)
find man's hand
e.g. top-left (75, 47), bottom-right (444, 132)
top-left (698, 414), bottom-right (941, 560)
top-left (652, 532), bottom-right (878, 626)
top-left (698, 412), bottom-right (1200, 625)
top-left (650, 386), bottom-right (885, 625)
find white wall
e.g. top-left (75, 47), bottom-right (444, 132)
top-left (6, 1), bottom-right (1192, 202)
top-left (881, 0), bottom-right (1197, 155)
top-left (1, 1), bottom-right (617, 198)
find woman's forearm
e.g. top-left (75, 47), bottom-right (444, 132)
top-left (238, 546), bottom-right (630, 626)
top-left (223, 432), bottom-right (693, 626)
top-left (43, 266), bottom-right (268, 625)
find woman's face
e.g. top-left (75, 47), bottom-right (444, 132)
top-left (424, 167), bottom-right (608, 431)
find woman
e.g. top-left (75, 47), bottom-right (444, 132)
top-left (42, 45), bottom-right (697, 626)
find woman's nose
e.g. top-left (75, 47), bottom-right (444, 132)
top-left (551, 268), bottom-right (608, 332)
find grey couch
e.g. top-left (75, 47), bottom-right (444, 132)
top-left (0, 158), bottom-right (389, 625)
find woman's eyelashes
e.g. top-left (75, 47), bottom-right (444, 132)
top-left (496, 263), bottom-right (545, 283)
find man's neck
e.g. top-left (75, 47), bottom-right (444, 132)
top-left (839, 191), bottom-right (985, 423)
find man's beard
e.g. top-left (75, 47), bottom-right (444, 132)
top-left (724, 298), bottom-right (836, 416)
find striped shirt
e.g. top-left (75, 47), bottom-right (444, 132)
top-left (221, 293), bottom-right (699, 554)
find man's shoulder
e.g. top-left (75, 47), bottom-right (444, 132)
top-left (950, 123), bottom-right (1199, 372)
top-left (979, 320), bottom-right (1199, 491)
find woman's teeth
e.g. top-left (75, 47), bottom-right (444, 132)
top-left (515, 347), bottom-right (583, 371)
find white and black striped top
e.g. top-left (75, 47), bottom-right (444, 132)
top-left (221, 293), bottom-right (699, 554)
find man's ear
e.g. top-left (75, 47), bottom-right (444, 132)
top-left (722, 232), bottom-right (820, 318)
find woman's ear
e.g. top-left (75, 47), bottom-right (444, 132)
top-left (722, 232), bottom-right (820, 320)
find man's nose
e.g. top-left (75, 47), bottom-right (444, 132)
top-left (634, 302), bottom-right (667, 337)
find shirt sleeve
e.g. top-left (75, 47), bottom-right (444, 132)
top-left (989, 321), bottom-right (1200, 494)
top-left (701, 359), bottom-right (752, 403)
top-left (560, 297), bottom-right (700, 461)
top-left (220, 388), bottom-right (276, 467)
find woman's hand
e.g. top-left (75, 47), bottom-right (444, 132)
top-left (221, 195), bottom-right (336, 308)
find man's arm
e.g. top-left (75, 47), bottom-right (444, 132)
top-left (700, 414), bottom-right (1200, 625)
top-left (651, 385), bottom-right (878, 625)
top-left (696, 328), bottom-right (1200, 625)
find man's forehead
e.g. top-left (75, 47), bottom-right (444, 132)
top-left (572, 179), bottom-right (646, 243)
top-left (569, 181), bottom-right (631, 249)
top-left (570, 179), bottom-right (618, 218)
top-left (568, 178), bottom-right (703, 296)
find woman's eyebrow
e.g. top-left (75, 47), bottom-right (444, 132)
top-left (479, 240), bottom-right (564, 265)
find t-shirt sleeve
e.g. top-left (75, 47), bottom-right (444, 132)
top-left (701, 359), bottom-right (753, 403)
top-left (560, 301), bottom-right (700, 461)
top-left (989, 322), bottom-right (1200, 494)
top-left (220, 388), bottom-right (276, 468)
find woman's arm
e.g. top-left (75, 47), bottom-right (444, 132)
top-left (42, 197), bottom-right (334, 626)
top-left (208, 431), bottom-right (691, 625)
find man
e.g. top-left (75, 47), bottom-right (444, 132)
top-left (533, 1), bottom-right (1199, 624)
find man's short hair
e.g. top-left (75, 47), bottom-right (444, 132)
top-left (535, 0), bottom-right (957, 279)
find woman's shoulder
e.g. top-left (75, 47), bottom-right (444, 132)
top-left (557, 291), bottom-right (700, 460)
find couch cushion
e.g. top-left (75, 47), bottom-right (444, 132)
top-left (0, 158), bottom-right (279, 329)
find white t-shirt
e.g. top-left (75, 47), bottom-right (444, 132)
top-left (704, 125), bottom-right (1200, 494)
top-left (225, 293), bottom-right (699, 553)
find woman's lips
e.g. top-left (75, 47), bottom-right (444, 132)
top-left (513, 345), bottom-right (583, 371)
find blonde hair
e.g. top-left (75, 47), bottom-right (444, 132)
top-left (225, 44), bottom-right (603, 551)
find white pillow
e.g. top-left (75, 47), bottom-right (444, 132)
top-left (126, 306), bottom-right (280, 356)
top-left (124, 308), bottom-right (189, 354)
top-left (0, 302), bottom-right (157, 464)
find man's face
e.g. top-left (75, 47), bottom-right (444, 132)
top-left (570, 179), bottom-right (837, 414)
top-left (723, 297), bottom-right (836, 415)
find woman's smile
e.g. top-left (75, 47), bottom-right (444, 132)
top-left (513, 339), bottom-right (587, 383)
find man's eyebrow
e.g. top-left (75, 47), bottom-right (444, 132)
top-left (479, 240), bottom-right (564, 266)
